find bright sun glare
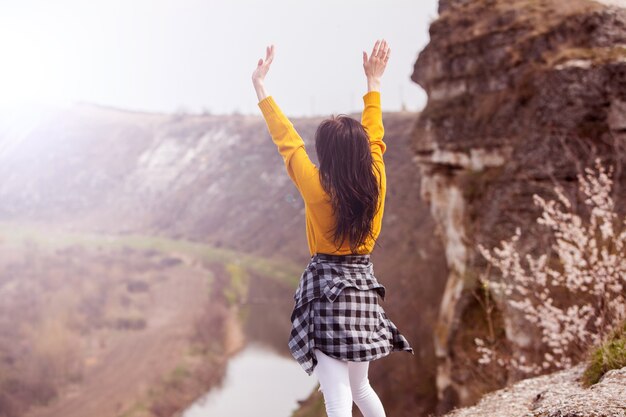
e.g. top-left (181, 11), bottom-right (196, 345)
top-left (0, 15), bottom-right (75, 108)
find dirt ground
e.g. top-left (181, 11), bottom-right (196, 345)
top-left (21, 253), bottom-right (211, 417)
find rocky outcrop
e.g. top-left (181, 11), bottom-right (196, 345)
top-left (444, 363), bottom-right (626, 417)
top-left (411, 0), bottom-right (626, 413)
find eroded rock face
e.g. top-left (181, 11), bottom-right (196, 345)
top-left (411, 0), bottom-right (626, 413)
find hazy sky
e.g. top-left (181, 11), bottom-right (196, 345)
top-left (0, 0), bottom-right (439, 116)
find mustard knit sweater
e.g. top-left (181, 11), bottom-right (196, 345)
top-left (257, 91), bottom-right (386, 256)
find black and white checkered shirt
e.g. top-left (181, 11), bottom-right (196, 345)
top-left (288, 252), bottom-right (414, 375)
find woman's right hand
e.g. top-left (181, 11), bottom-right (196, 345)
top-left (363, 39), bottom-right (390, 84)
top-left (252, 44), bottom-right (274, 101)
top-left (252, 44), bottom-right (275, 87)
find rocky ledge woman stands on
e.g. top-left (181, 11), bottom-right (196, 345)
top-left (251, 40), bottom-right (413, 417)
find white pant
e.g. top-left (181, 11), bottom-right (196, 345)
top-left (312, 348), bottom-right (386, 417)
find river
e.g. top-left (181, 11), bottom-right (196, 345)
top-left (182, 343), bottom-right (318, 417)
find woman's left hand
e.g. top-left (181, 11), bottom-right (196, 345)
top-left (252, 44), bottom-right (275, 86)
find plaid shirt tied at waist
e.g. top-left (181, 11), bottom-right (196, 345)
top-left (288, 252), bottom-right (414, 375)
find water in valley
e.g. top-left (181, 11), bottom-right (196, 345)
top-left (182, 343), bottom-right (318, 417)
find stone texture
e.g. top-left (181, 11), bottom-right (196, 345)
top-left (443, 363), bottom-right (626, 417)
top-left (410, 0), bottom-right (626, 413)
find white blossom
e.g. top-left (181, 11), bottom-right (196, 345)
top-left (474, 158), bottom-right (626, 377)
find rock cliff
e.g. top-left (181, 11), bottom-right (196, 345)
top-left (411, 0), bottom-right (626, 413)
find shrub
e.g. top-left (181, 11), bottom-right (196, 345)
top-left (474, 157), bottom-right (626, 376)
top-left (581, 318), bottom-right (626, 386)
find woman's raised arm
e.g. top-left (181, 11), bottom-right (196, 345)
top-left (252, 44), bottom-right (319, 201)
top-left (252, 44), bottom-right (274, 101)
top-left (361, 39), bottom-right (390, 158)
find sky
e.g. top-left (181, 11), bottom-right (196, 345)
top-left (0, 0), bottom-right (439, 117)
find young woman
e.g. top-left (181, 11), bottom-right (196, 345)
top-left (252, 39), bottom-right (413, 417)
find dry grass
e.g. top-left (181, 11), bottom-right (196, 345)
top-left (0, 244), bottom-right (155, 417)
top-left (0, 221), bottom-right (303, 417)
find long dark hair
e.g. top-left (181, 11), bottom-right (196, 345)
top-left (315, 114), bottom-right (382, 254)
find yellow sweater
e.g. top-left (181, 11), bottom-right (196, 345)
top-left (257, 91), bottom-right (386, 256)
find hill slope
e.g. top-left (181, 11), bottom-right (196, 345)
top-left (0, 101), bottom-right (448, 416)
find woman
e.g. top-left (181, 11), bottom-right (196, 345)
top-left (252, 39), bottom-right (413, 417)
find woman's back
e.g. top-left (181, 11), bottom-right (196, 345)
top-left (257, 90), bottom-right (386, 256)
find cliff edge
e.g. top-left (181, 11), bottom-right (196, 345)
top-left (411, 0), bottom-right (626, 413)
top-left (444, 363), bottom-right (626, 417)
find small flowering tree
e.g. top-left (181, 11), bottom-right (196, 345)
top-left (474, 157), bottom-right (626, 376)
